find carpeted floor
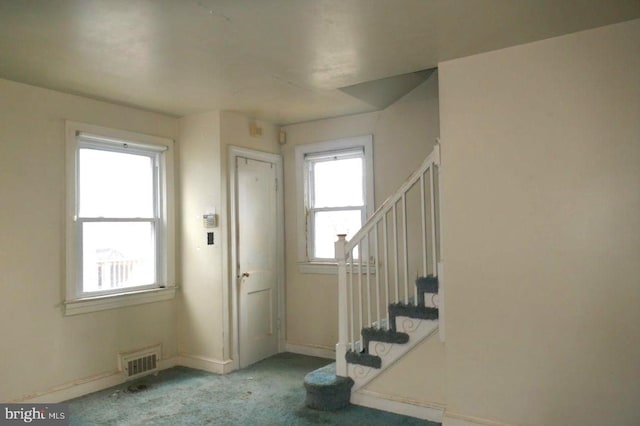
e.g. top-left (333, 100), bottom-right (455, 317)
top-left (67, 352), bottom-right (439, 425)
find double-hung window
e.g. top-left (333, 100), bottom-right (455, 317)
top-left (306, 149), bottom-right (365, 259)
top-left (65, 122), bottom-right (175, 314)
top-left (296, 135), bottom-right (373, 270)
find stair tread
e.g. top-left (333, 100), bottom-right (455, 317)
top-left (304, 363), bottom-right (352, 387)
top-left (389, 303), bottom-right (438, 332)
top-left (389, 303), bottom-right (438, 315)
top-left (361, 327), bottom-right (409, 344)
top-left (416, 275), bottom-right (439, 293)
top-left (345, 350), bottom-right (382, 369)
top-left (304, 362), bottom-right (354, 411)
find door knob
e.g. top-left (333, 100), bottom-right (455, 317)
top-left (241, 272), bottom-right (250, 278)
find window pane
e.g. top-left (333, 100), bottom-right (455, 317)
top-left (82, 222), bottom-right (155, 293)
top-left (313, 209), bottom-right (362, 259)
top-left (312, 157), bottom-right (363, 208)
top-left (79, 149), bottom-right (154, 218)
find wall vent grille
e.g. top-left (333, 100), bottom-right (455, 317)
top-left (118, 345), bottom-right (161, 380)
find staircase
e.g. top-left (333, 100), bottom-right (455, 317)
top-left (346, 277), bottom-right (439, 367)
top-left (305, 143), bottom-right (442, 416)
top-left (345, 275), bottom-right (439, 391)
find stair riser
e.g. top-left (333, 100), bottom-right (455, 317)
top-left (389, 304), bottom-right (438, 331)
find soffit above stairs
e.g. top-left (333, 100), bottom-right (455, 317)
top-left (339, 69), bottom-right (435, 110)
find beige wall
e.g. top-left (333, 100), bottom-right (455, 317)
top-left (177, 111), bottom-right (224, 362)
top-left (439, 19), bottom-right (640, 426)
top-left (281, 72), bottom-right (441, 355)
top-left (0, 79), bottom-right (179, 401)
top-left (177, 110), bottom-right (279, 364)
top-left (366, 336), bottom-right (447, 407)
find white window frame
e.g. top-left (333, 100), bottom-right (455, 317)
top-left (64, 121), bottom-right (176, 315)
top-left (295, 135), bottom-right (374, 274)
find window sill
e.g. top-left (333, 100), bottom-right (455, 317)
top-left (298, 262), bottom-right (339, 275)
top-left (64, 287), bottom-right (176, 316)
top-left (297, 262), bottom-right (378, 275)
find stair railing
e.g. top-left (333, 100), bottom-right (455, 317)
top-left (335, 143), bottom-right (441, 377)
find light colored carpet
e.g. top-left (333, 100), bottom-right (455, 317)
top-left (67, 352), bottom-right (438, 425)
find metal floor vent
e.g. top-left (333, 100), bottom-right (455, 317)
top-left (118, 345), bottom-right (161, 380)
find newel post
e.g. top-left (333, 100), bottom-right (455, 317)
top-left (335, 234), bottom-right (348, 377)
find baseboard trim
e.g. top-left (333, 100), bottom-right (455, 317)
top-left (6, 357), bottom-right (215, 404)
top-left (351, 389), bottom-right (444, 423)
top-left (9, 371), bottom-right (126, 404)
top-left (284, 343), bottom-right (335, 359)
top-left (443, 411), bottom-right (515, 426)
top-left (175, 354), bottom-right (234, 374)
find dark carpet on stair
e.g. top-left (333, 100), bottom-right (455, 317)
top-left (67, 352), bottom-right (440, 425)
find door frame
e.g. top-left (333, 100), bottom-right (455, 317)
top-left (228, 146), bottom-right (285, 370)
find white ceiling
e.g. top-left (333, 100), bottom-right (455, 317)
top-left (0, 0), bottom-right (638, 124)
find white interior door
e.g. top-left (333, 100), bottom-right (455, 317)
top-left (236, 156), bottom-right (279, 368)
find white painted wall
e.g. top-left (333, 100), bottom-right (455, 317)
top-left (365, 336), bottom-right (447, 408)
top-left (0, 79), bottom-right (179, 402)
top-left (439, 19), bottom-right (640, 426)
top-left (177, 111), bottom-right (225, 365)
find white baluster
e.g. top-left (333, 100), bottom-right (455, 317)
top-left (392, 204), bottom-right (399, 303)
top-left (421, 172), bottom-right (428, 278)
top-left (430, 164), bottom-right (437, 275)
top-left (357, 243), bottom-right (363, 339)
top-left (335, 234), bottom-right (348, 377)
top-left (374, 225), bottom-right (380, 328)
top-left (365, 234), bottom-right (371, 326)
top-left (349, 249), bottom-right (355, 352)
top-left (383, 215), bottom-right (390, 328)
top-left (402, 193), bottom-right (409, 303)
